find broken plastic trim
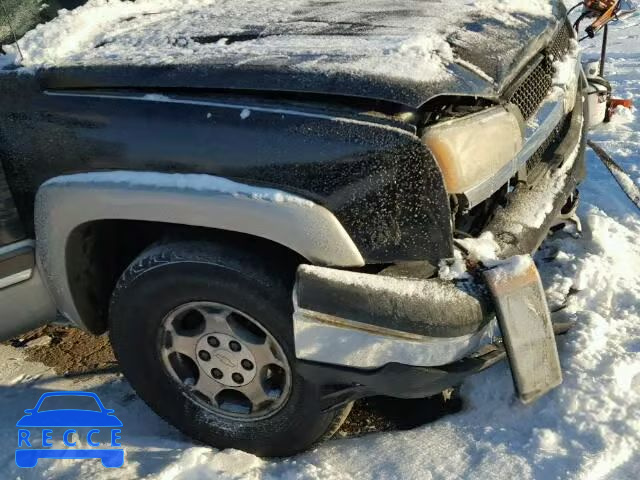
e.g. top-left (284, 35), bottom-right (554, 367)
top-left (297, 345), bottom-right (506, 412)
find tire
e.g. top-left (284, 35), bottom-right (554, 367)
top-left (109, 240), bottom-right (351, 456)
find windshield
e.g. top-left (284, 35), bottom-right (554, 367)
top-left (0, 1), bottom-right (87, 45)
top-left (37, 395), bottom-right (101, 412)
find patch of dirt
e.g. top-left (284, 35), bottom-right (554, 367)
top-left (337, 393), bottom-right (462, 437)
top-left (7, 324), bottom-right (117, 376)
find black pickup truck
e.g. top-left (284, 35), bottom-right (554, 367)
top-left (0, 0), bottom-right (586, 456)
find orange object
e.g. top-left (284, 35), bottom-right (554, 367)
top-left (584, 0), bottom-right (618, 11)
top-left (609, 98), bottom-right (633, 110)
top-left (607, 98), bottom-right (633, 121)
top-left (585, 0), bottom-right (620, 37)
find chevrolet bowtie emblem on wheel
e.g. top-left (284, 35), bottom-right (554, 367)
top-left (213, 352), bottom-right (236, 368)
top-left (15, 391), bottom-right (124, 468)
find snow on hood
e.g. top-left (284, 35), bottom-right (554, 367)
top-left (0, 0), bottom-right (564, 107)
top-left (1, 3), bottom-right (639, 479)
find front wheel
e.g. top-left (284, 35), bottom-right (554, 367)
top-left (109, 241), bottom-right (350, 456)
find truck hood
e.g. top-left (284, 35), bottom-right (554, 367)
top-left (8, 0), bottom-right (565, 108)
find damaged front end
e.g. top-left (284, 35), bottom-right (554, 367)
top-left (293, 264), bottom-right (505, 412)
top-left (295, 252), bottom-right (561, 410)
top-left (293, 24), bottom-right (587, 410)
top-left (294, 122), bottom-right (585, 412)
top-left (294, 206), bottom-right (578, 412)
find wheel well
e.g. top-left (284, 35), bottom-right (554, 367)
top-left (65, 220), bottom-right (306, 334)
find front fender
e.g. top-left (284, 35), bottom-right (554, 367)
top-left (34, 171), bottom-right (364, 328)
top-left (1, 87), bottom-right (453, 265)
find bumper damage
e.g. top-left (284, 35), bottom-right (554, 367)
top-left (293, 91), bottom-right (587, 411)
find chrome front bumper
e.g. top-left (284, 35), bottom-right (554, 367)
top-left (294, 274), bottom-right (499, 369)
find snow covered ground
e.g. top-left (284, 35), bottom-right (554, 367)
top-left (1, 4), bottom-right (640, 480)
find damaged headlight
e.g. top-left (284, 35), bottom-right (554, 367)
top-left (422, 106), bottom-right (524, 194)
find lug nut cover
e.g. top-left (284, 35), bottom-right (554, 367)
top-left (198, 350), bottom-right (211, 361)
top-left (207, 336), bottom-right (220, 347)
top-left (232, 373), bottom-right (244, 384)
top-left (211, 368), bottom-right (223, 379)
top-left (241, 359), bottom-right (254, 370)
top-left (229, 340), bottom-right (241, 352)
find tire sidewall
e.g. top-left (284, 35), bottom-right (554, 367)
top-left (110, 247), bottom-right (337, 455)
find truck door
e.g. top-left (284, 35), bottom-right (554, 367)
top-left (0, 162), bottom-right (54, 339)
top-left (0, 161), bottom-right (30, 286)
top-left (0, 1), bottom-right (60, 337)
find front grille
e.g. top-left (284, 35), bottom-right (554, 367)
top-left (508, 23), bottom-right (573, 120)
top-left (547, 22), bottom-right (572, 62)
top-left (509, 61), bottom-right (553, 120)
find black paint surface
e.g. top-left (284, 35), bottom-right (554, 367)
top-left (0, 78), bottom-right (453, 264)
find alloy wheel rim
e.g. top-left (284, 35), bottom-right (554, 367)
top-left (158, 301), bottom-right (292, 420)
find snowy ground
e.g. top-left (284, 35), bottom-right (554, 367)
top-left (1, 5), bottom-right (640, 480)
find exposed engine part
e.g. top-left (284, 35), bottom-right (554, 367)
top-left (419, 97), bottom-right (495, 127)
top-left (452, 182), bottom-right (511, 237)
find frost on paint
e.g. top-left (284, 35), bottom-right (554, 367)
top-left (45, 170), bottom-right (316, 208)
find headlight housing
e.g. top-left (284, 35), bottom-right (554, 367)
top-left (422, 106), bottom-right (524, 194)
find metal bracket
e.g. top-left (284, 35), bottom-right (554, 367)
top-left (483, 255), bottom-right (562, 403)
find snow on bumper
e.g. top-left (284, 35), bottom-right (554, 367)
top-left (294, 266), bottom-right (498, 369)
top-left (294, 255), bottom-right (560, 404)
